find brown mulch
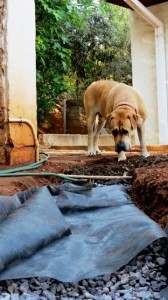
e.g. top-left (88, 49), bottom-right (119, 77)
top-left (65, 154), bottom-right (168, 176)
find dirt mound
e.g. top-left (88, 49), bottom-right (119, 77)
top-left (131, 162), bottom-right (168, 227)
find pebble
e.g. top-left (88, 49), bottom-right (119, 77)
top-left (100, 295), bottom-right (112, 300)
top-left (84, 291), bottom-right (96, 299)
top-left (102, 287), bottom-right (109, 294)
top-left (156, 257), bottom-right (166, 266)
top-left (7, 285), bottom-right (14, 294)
top-left (0, 293), bottom-right (10, 300)
top-left (120, 273), bottom-right (129, 284)
top-left (0, 240), bottom-right (167, 300)
top-left (10, 294), bottom-right (20, 300)
top-left (42, 290), bottom-right (55, 300)
top-left (57, 283), bottom-right (65, 292)
top-left (102, 274), bottom-right (111, 282)
top-left (139, 278), bottom-right (147, 286)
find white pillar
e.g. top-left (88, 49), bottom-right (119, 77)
top-left (125, 0), bottom-right (168, 144)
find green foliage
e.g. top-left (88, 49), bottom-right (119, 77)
top-left (35, 0), bottom-right (132, 125)
top-left (35, 0), bottom-right (81, 125)
top-left (68, 2), bottom-right (132, 102)
top-left (103, 3), bottom-right (132, 83)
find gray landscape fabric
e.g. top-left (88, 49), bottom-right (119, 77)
top-left (0, 182), bottom-right (167, 282)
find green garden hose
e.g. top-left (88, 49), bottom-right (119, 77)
top-left (0, 153), bottom-right (87, 183)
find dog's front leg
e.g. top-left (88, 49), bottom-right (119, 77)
top-left (88, 128), bottom-right (95, 155)
top-left (137, 123), bottom-right (149, 157)
top-left (93, 133), bottom-right (101, 155)
top-left (87, 115), bottom-right (97, 156)
top-left (93, 118), bottom-right (106, 155)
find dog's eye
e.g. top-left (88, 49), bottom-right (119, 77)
top-left (122, 129), bottom-right (128, 135)
top-left (112, 129), bottom-right (119, 136)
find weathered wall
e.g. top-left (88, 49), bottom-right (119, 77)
top-left (6, 0), bottom-right (37, 127)
top-left (130, 2), bottom-right (168, 145)
top-left (0, 0), bottom-right (37, 165)
top-left (6, 0), bottom-right (37, 165)
top-left (39, 101), bottom-right (87, 135)
top-left (66, 101), bottom-right (87, 134)
top-left (0, 0), bottom-right (6, 164)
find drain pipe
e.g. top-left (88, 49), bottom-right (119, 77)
top-left (124, 0), bottom-right (168, 144)
top-left (7, 118), bottom-right (39, 162)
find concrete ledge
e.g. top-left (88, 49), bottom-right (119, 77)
top-left (39, 134), bottom-right (168, 153)
top-left (39, 134), bottom-right (114, 147)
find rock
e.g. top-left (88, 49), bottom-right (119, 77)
top-left (151, 282), bottom-right (161, 292)
top-left (40, 282), bottom-right (50, 290)
top-left (136, 290), bottom-right (152, 298)
top-left (145, 255), bottom-right (152, 262)
top-left (97, 280), bottom-right (104, 287)
top-left (10, 294), bottom-right (21, 300)
top-left (153, 292), bottom-right (163, 299)
top-left (7, 285), bottom-right (14, 294)
top-left (102, 274), bottom-right (111, 282)
top-left (100, 295), bottom-right (112, 300)
top-left (129, 280), bottom-right (136, 286)
top-left (0, 238), bottom-right (167, 300)
top-left (20, 283), bottom-right (29, 294)
top-left (82, 280), bottom-right (89, 287)
top-left (42, 290), bottom-right (55, 300)
top-left (102, 287), bottom-right (109, 294)
top-left (0, 292), bottom-right (10, 300)
top-left (139, 278), bottom-right (147, 287)
top-left (84, 291), bottom-right (96, 299)
top-left (153, 245), bottom-right (162, 253)
top-left (56, 283), bottom-right (65, 292)
top-left (68, 288), bottom-right (79, 297)
top-left (50, 283), bottom-right (57, 294)
top-left (156, 257), bottom-right (166, 266)
top-left (120, 274), bottom-right (129, 284)
top-left (149, 270), bottom-right (157, 279)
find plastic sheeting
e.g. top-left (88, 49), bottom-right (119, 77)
top-left (0, 183), bottom-right (167, 282)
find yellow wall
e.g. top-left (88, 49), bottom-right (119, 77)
top-left (3, 0), bottom-right (37, 164)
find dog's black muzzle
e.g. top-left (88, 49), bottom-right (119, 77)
top-left (116, 142), bottom-right (130, 153)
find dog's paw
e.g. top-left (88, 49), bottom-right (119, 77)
top-left (87, 150), bottom-right (96, 156)
top-left (118, 151), bottom-right (127, 162)
top-left (95, 149), bottom-right (101, 155)
top-left (141, 150), bottom-right (150, 157)
top-left (87, 148), bottom-right (101, 156)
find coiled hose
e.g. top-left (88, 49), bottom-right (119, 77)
top-left (0, 153), bottom-right (87, 183)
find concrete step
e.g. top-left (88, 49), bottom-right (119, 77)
top-left (39, 134), bottom-right (168, 154)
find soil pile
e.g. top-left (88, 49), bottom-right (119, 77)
top-left (131, 162), bottom-right (168, 227)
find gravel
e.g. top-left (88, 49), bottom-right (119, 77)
top-left (0, 239), bottom-right (167, 300)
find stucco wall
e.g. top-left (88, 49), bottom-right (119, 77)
top-left (6, 0), bottom-right (37, 127)
top-left (0, 0), bottom-right (6, 164)
top-left (0, 0), bottom-right (37, 165)
top-left (130, 2), bottom-right (168, 145)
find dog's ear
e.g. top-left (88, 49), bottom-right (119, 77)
top-left (128, 113), bottom-right (139, 129)
top-left (106, 113), bottom-right (114, 126)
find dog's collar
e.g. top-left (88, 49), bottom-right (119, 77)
top-left (114, 102), bottom-right (137, 114)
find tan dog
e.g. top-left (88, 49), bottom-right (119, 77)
top-left (84, 80), bottom-right (149, 161)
